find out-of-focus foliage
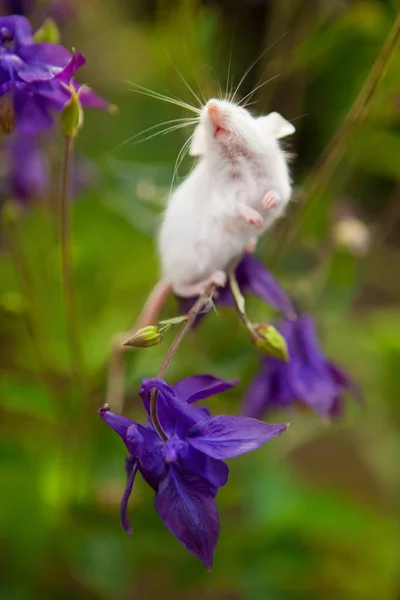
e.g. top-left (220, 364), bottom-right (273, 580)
top-left (0, 0), bottom-right (399, 599)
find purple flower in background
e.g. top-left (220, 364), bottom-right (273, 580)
top-left (243, 314), bottom-right (361, 419)
top-left (179, 252), bottom-right (295, 322)
top-left (99, 375), bottom-right (287, 569)
top-left (0, 15), bottom-right (109, 134)
top-left (1, 131), bottom-right (97, 203)
top-left (7, 133), bottom-right (47, 201)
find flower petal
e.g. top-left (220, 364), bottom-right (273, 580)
top-left (9, 133), bottom-right (48, 202)
top-left (0, 16), bottom-right (32, 47)
top-left (14, 87), bottom-right (53, 133)
top-left (120, 456), bottom-right (138, 534)
top-left (327, 362), bottom-right (363, 405)
top-left (155, 466), bottom-right (219, 569)
top-left (242, 368), bottom-right (272, 419)
top-left (17, 43), bottom-right (72, 82)
top-left (98, 405), bottom-right (135, 439)
top-left (140, 378), bottom-right (208, 438)
top-left (172, 375), bottom-right (238, 404)
top-left (165, 439), bottom-right (229, 491)
top-left (125, 423), bottom-right (165, 490)
top-left (235, 254), bottom-right (295, 316)
top-left (76, 83), bottom-right (110, 110)
top-left (188, 415), bottom-right (287, 459)
top-left (55, 51), bottom-right (86, 83)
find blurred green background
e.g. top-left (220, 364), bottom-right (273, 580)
top-left (1, 0), bottom-right (399, 598)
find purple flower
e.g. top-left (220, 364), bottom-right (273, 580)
top-left (0, 15), bottom-right (109, 134)
top-left (1, 131), bottom-right (98, 203)
top-left (179, 253), bottom-right (295, 322)
top-left (243, 314), bottom-right (361, 419)
top-left (99, 374), bottom-right (287, 569)
top-left (7, 133), bottom-right (47, 201)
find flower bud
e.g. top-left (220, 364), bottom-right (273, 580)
top-left (61, 85), bottom-right (83, 138)
top-left (123, 326), bottom-right (164, 348)
top-left (252, 323), bottom-right (289, 362)
top-left (34, 18), bottom-right (60, 44)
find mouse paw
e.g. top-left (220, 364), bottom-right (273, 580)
top-left (238, 203), bottom-right (264, 228)
top-left (262, 190), bottom-right (280, 210)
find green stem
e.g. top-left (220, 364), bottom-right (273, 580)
top-left (149, 285), bottom-right (216, 442)
top-left (273, 11), bottom-right (400, 260)
top-left (59, 135), bottom-right (83, 383)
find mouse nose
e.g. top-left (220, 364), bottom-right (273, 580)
top-left (207, 100), bottom-right (220, 117)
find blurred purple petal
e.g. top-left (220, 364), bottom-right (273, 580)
top-left (0, 15), bottom-right (32, 46)
top-left (189, 416), bottom-right (287, 459)
top-left (172, 374), bottom-right (238, 404)
top-left (17, 43), bottom-right (71, 82)
top-left (242, 367), bottom-right (273, 418)
top-left (56, 51), bottom-right (86, 83)
top-left (233, 254), bottom-right (295, 316)
top-left (77, 83), bottom-right (110, 110)
top-left (14, 86), bottom-right (53, 133)
top-left (8, 133), bottom-right (47, 202)
top-left (155, 467), bottom-right (219, 570)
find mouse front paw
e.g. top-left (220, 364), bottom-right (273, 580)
top-left (262, 190), bottom-right (280, 210)
top-left (238, 203), bottom-right (264, 228)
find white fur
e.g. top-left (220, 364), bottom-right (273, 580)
top-left (158, 99), bottom-right (295, 296)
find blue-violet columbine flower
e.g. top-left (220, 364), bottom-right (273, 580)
top-left (243, 314), bottom-right (361, 419)
top-left (0, 15), bottom-right (109, 134)
top-left (99, 375), bottom-right (287, 569)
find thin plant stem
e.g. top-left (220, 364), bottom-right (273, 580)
top-left (273, 11), bottom-right (400, 261)
top-left (149, 285), bottom-right (216, 442)
top-left (59, 135), bottom-right (83, 382)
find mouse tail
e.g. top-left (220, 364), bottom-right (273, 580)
top-left (135, 279), bottom-right (173, 330)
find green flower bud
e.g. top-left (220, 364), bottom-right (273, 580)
top-left (61, 84), bottom-right (83, 138)
top-left (123, 326), bottom-right (164, 348)
top-left (252, 323), bottom-right (289, 362)
top-left (34, 18), bottom-right (60, 44)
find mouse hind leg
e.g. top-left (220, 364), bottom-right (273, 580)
top-left (174, 270), bottom-right (227, 298)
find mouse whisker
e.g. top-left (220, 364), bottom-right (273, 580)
top-left (128, 83), bottom-right (201, 115)
top-left (167, 54), bottom-right (204, 110)
top-left (170, 133), bottom-right (194, 197)
top-left (114, 118), bottom-right (199, 150)
top-left (113, 117), bottom-right (198, 151)
top-left (229, 32), bottom-right (286, 103)
top-left (239, 73), bottom-right (281, 108)
top-left (134, 121), bottom-right (199, 145)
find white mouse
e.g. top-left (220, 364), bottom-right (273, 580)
top-left (158, 98), bottom-right (295, 298)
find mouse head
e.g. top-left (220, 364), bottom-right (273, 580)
top-left (190, 98), bottom-right (295, 159)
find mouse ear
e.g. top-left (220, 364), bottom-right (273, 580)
top-left (189, 123), bottom-right (206, 156)
top-left (258, 112), bottom-right (295, 139)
